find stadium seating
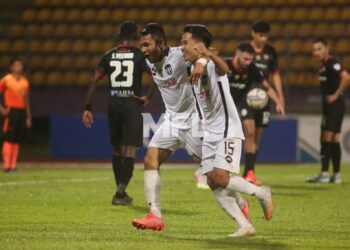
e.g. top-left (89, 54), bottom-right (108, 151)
top-left (0, 1), bottom-right (349, 87)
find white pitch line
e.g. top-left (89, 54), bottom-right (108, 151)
top-left (0, 177), bottom-right (111, 186)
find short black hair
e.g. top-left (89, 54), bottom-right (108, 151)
top-left (183, 24), bottom-right (212, 48)
top-left (141, 23), bottom-right (166, 43)
top-left (313, 37), bottom-right (328, 46)
top-left (252, 20), bottom-right (271, 33)
top-left (237, 41), bottom-right (255, 54)
top-left (119, 20), bottom-right (138, 40)
top-left (9, 58), bottom-right (22, 67)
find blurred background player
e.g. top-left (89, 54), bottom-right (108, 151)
top-left (307, 38), bottom-right (350, 184)
top-left (241, 20), bottom-right (285, 184)
top-left (83, 20), bottom-right (150, 205)
top-left (226, 42), bottom-right (285, 183)
top-left (0, 58), bottom-right (32, 172)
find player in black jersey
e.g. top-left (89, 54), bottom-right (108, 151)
top-left (227, 42), bottom-right (284, 184)
top-left (83, 21), bottom-right (154, 205)
top-left (241, 20), bottom-right (285, 184)
top-left (306, 38), bottom-right (350, 184)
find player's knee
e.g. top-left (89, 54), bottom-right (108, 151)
top-left (207, 170), bottom-right (230, 189)
top-left (144, 154), bottom-right (159, 170)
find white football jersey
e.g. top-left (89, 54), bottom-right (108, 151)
top-left (192, 61), bottom-right (244, 141)
top-left (146, 47), bottom-right (199, 129)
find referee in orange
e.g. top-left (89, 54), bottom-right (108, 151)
top-left (0, 58), bottom-right (32, 172)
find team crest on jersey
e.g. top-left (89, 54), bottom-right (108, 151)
top-left (165, 64), bottom-right (172, 75)
top-left (234, 75), bottom-right (240, 80)
top-left (255, 55), bottom-right (262, 61)
top-left (263, 54), bottom-right (269, 60)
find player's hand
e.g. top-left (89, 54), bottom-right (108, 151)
top-left (209, 47), bottom-right (219, 55)
top-left (326, 94), bottom-right (338, 104)
top-left (83, 110), bottom-right (93, 128)
top-left (194, 44), bottom-right (211, 58)
top-left (189, 62), bottom-right (204, 86)
top-left (133, 95), bottom-right (150, 106)
top-left (276, 104), bottom-right (285, 119)
top-left (25, 117), bottom-right (32, 129)
top-left (0, 107), bottom-right (8, 116)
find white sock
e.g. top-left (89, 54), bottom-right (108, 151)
top-left (213, 188), bottom-right (251, 228)
top-left (144, 170), bottom-right (162, 218)
top-left (231, 191), bottom-right (244, 209)
top-left (227, 176), bottom-right (263, 199)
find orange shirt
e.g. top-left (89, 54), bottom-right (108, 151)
top-left (0, 74), bottom-right (30, 109)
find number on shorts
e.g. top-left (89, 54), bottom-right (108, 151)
top-left (109, 60), bottom-right (134, 87)
top-left (224, 141), bottom-right (234, 155)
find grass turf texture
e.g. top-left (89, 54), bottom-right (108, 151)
top-left (0, 163), bottom-right (349, 250)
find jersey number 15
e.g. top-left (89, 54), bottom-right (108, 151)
top-left (110, 60), bottom-right (134, 87)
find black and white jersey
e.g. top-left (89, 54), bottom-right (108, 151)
top-left (253, 44), bottom-right (279, 78)
top-left (225, 57), bottom-right (265, 106)
top-left (146, 46), bottom-right (199, 129)
top-left (96, 45), bottom-right (147, 98)
top-left (192, 60), bottom-right (244, 142)
top-left (318, 56), bottom-right (345, 103)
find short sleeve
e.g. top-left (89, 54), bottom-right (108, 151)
top-left (270, 48), bottom-right (279, 73)
top-left (95, 54), bottom-right (108, 79)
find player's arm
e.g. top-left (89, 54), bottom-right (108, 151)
top-left (272, 71), bottom-right (285, 108)
top-left (25, 94), bottom-right (32, 129)
top-left (82, 73), bottom-right (101, 128)
top-left (194, 44), bottom-right (229, 76)
top-left (327, 70), bottom-right (350, 104)
top-left (133, 70), bottom-right (157, 106)
top-left (0, 79), bottom-right (8, 116)
top-left (262, 79), bottom-right (285, 118)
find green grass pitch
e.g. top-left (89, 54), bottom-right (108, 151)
top-left (0, 163), bottom-right (349, 250)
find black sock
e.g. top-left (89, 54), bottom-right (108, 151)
top-left (112, 155), bottom-right (123, 187)
top-left (243, 153), bottom-right (256, 176)
top-left (117, 157), bottom-right (135, 196)
top-left (321, 142), bottom-right (332, 172)
top-left (332, 143), bottom-right (341, 174)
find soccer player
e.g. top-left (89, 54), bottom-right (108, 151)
top-left (0, 58), bottom-right (32, 172)
top-left (131, 23), bottom-right (217, 231)
top-left (227, 42), bottom-right (285, 184)
top-left (181, 24), bottom-right (275, 237)
top-left (83, 21), bottom-right (152, 205)
top-left (306, 38), bottom-right (350, 184)
top-left (242, 20), bottom-right (285, 184)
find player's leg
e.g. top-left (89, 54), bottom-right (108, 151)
top-left (242, 119), bottom-right (260, 183)
top-left (107, 109), bottom-right (126, 203)
top-left (132, 122), bottom-right (181, 231)
top-left (202, 139), bottom-right (252, 237)
top-left (113, 105), bottom-right (144, 205)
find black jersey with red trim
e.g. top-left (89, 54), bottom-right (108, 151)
top-left (319, 56), bottom-right (344, 102)
top-left (225, 57), bottom-right (265, 105)
top-left (95, 45), bottom-right (148, 97)
top-left (253, 44), bottom-right (279, 78)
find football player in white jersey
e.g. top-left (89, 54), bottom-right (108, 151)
top-left (181, 24), bottom-right (282, 237)
top-left (132, 23), bottom-right (208, 231)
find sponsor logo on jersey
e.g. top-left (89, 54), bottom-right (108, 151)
top-left (263, 54), bottom-right (270, 60)
top-left (255, 62), bottom-right (268, 70)
top-left (110, 89), bottom-right (135, 97)
top-left (165, 64), bottom-right (172, 75)
top-left (162, 78), bottom-right (177, 88)
top-left (197, 90), bottom-right (211, 99)
top-left (255, 55), bottom-right (262, 61)
top-left (319, 76), bottom-right (327, 82)
top-left (230, 82), bottom-right (246, 89)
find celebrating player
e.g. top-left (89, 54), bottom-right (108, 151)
top-left (242, 20), bottom-right (285, 184)
top-left (0, 58), bottom-right (32, 172)
top-left (83, 21), bottom-right (151, 205)
top-left (131, 23), bottom-right (205, 231)
top-left (181, 24), bottom-right (275, 237)
top-left (306, 38), bottom-right (350, 184)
